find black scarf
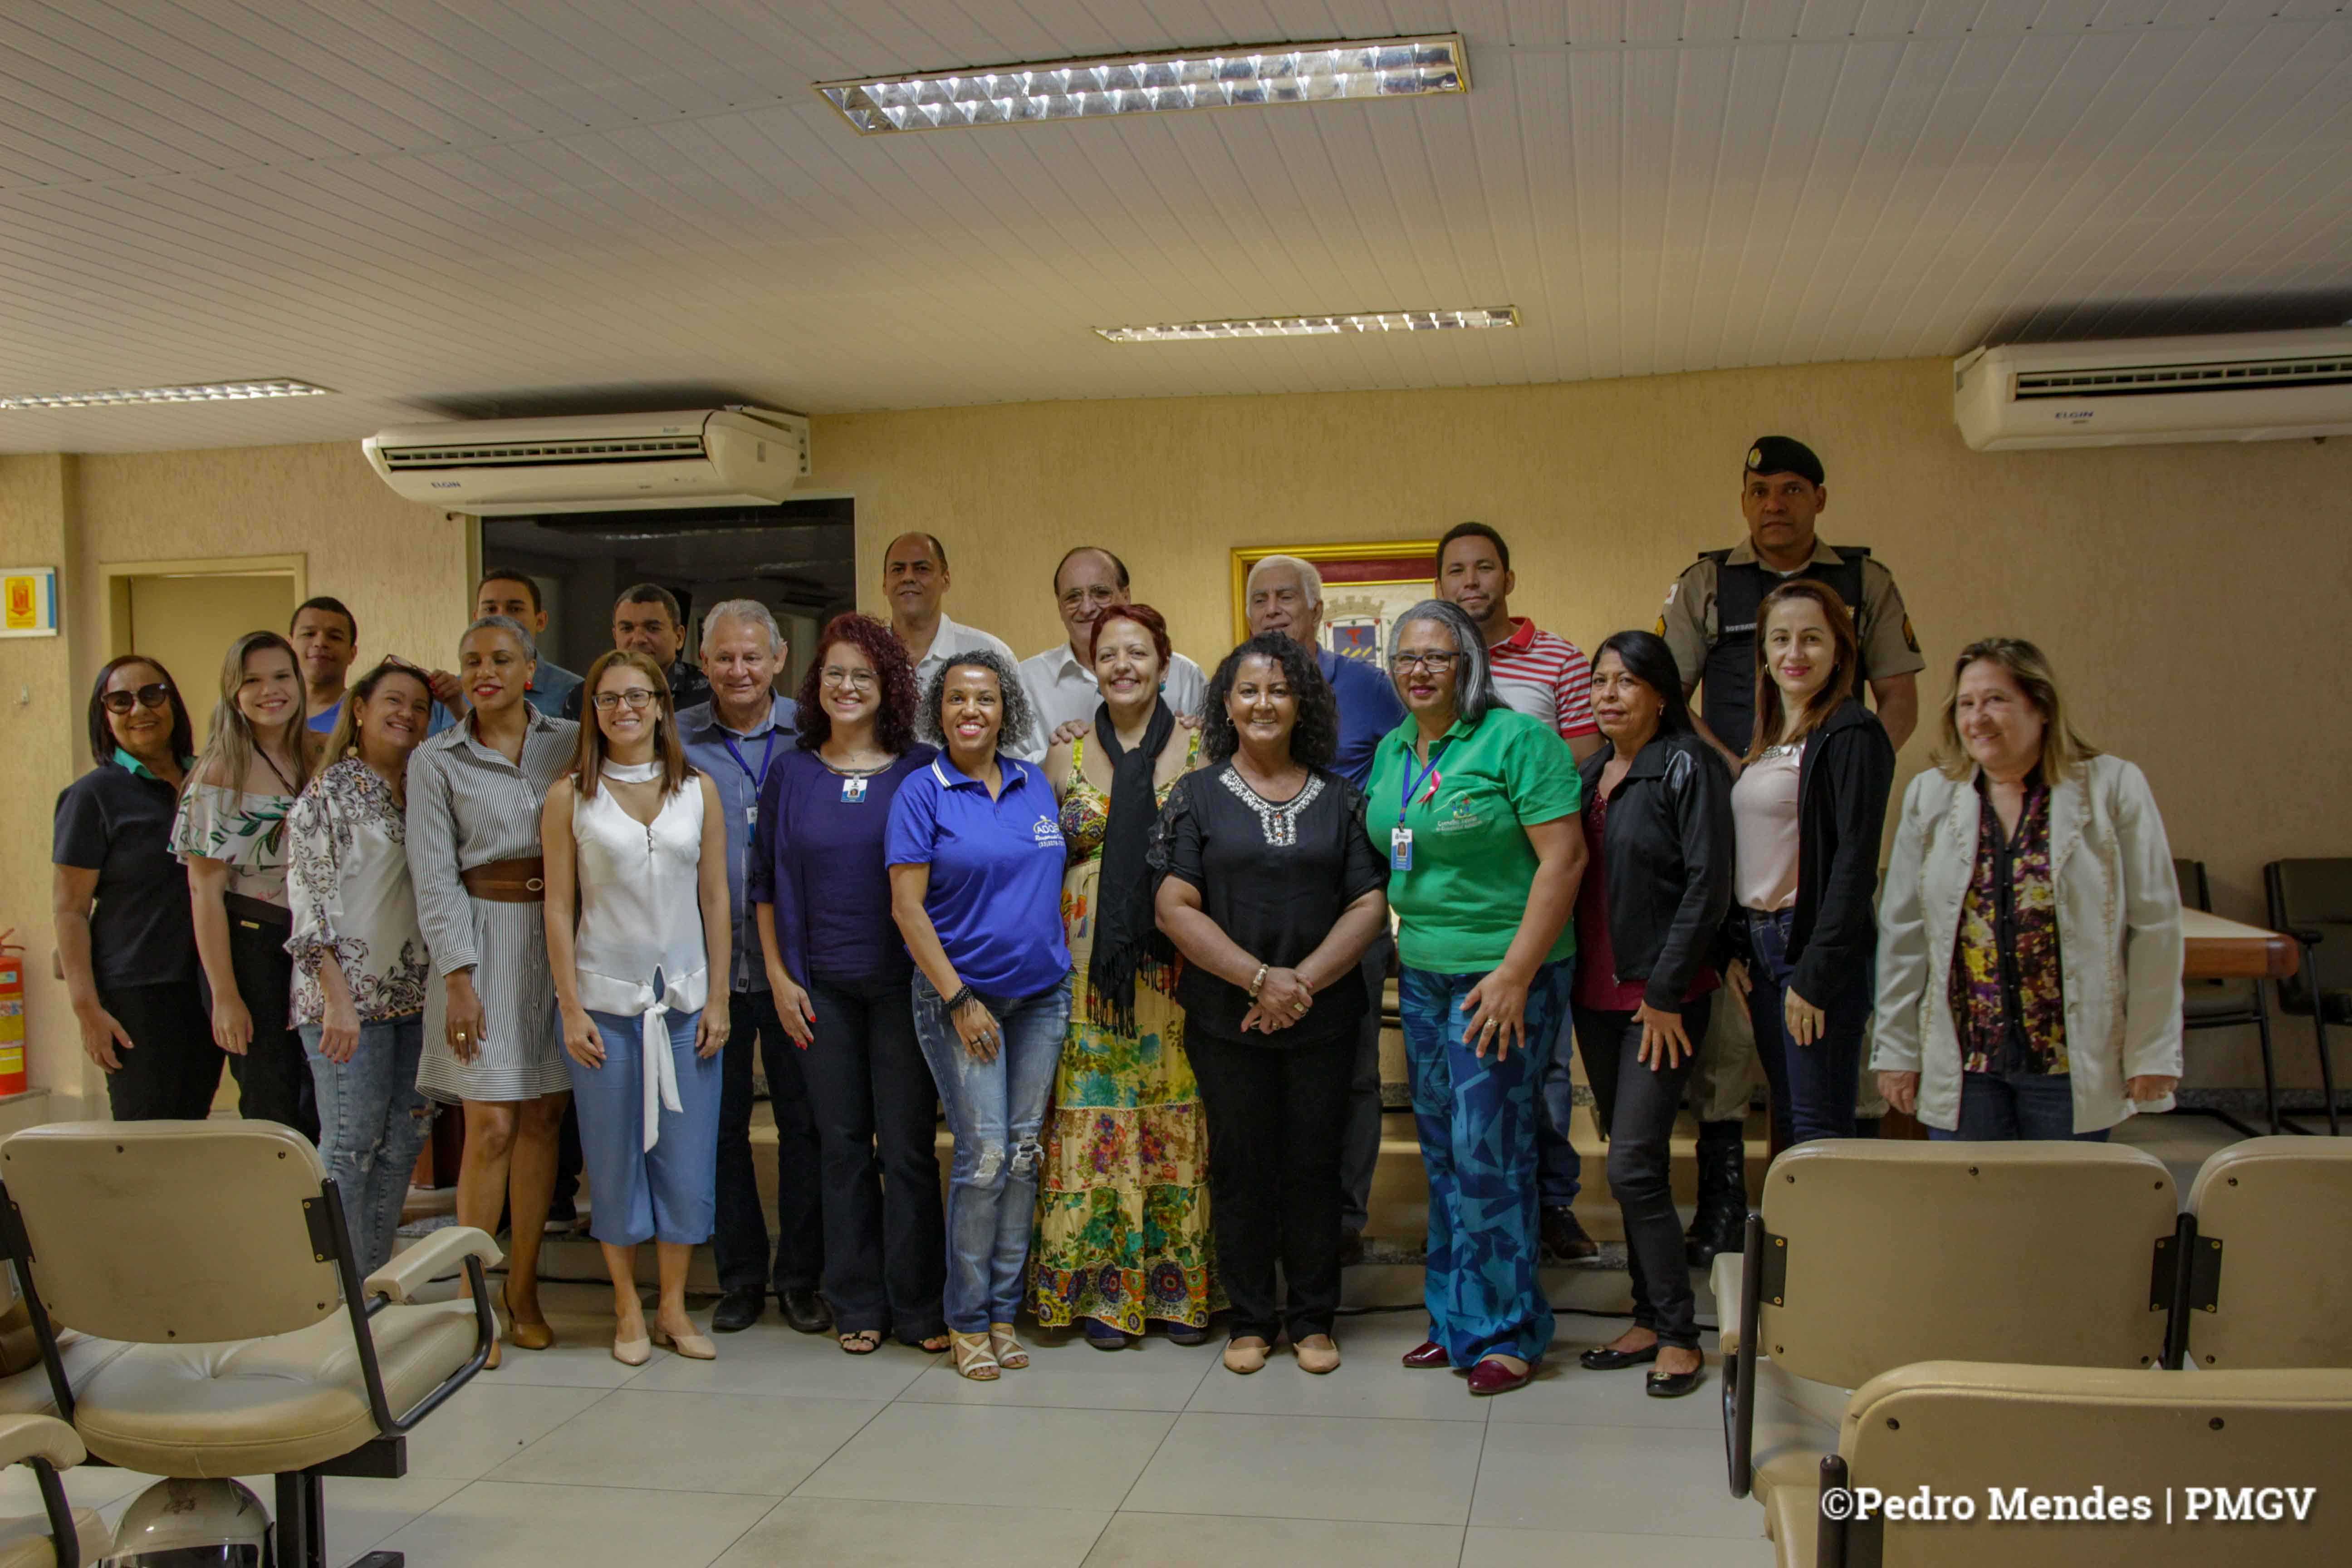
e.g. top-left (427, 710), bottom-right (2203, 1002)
top-left (1087, 696), bottom-right (1176, 1031)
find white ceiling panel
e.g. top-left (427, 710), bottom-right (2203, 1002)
top-left (0, 0), bottom-right (2346, 451)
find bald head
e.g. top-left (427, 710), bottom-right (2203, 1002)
top-left (1053, 546), bottom-right (1132, 653)
top-left (883, 531), bottom-right (951, 628)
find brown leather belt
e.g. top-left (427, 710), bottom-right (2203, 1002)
top-left (460, 856), bottom-right (547, 903)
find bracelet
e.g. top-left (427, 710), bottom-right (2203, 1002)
top-left (1248, 963), bottom-right (1269, 999)
top-left (946, 985), bottom-right (977, 1014)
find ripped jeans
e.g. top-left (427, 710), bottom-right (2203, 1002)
top-left (910, 972), bottom-right (1071, 1333)
top-left (300, 1014), bottom-right (433, 1278)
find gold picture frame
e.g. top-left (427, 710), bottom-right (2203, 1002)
top-left (1229, 541), bottom-right (1441, 665)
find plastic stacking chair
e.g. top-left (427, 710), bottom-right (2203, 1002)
top-left (0, 1121), bottom-right (500, 1568)
top-left (0, 1413), bottom-right (103, 1567)
top-left (1771, 1363), bottom-right (2352, 1567)
top-left (1715, 1140), bottom-right (2178, 1504)
top-left (2175, 858), bottom-right (2283, 1135)
top-left (2264, 858), bottom-right (2352, 1136)
top-left (2176, 1137), bottom-right (2352, 1370)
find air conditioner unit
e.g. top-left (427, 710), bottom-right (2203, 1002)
top-left (1953, 328), bottom-right (2352, 451)
top-left (361, 407), bottom-right (811, 514)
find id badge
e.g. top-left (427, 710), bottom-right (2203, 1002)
top-left (842, 776), bottom-right (868, 804)
top-left (1390, 827), bottom-right (1413, 871)
top-left (745, 803), bottom-right (759, 826)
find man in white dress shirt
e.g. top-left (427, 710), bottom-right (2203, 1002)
top-left (1014, 546), bottom-right (1207, 760)
top-left (883, 533), bottom-right (1020, 734)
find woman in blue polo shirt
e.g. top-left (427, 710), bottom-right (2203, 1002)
top-left (886, 649), bottom-right (1073, 1382)
top-left (1365, 599), bottom-right (1585, 1398)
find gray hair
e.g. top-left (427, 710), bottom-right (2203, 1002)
top-left (463, 612), bottom-right (537, 665)
top-left (1246, 553), bottom-right (1323, 608)
top-left (917, 647), bottom-right (1036, 756)
top-left (1387, 598), bottom-right (1499, 725)
top-left (701, 598), bottom-right (784, 656)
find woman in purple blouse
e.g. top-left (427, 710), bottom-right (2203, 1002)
top-left (751, 613), bottom-right (947, 1355)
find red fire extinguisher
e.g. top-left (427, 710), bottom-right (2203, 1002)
top-left (0, 931), bottom-right (24, 1097)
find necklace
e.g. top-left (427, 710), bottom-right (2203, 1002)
top-left (601, 758), bottom-right (663, 783)
top-left (258, 745), bottom-right (297, 796)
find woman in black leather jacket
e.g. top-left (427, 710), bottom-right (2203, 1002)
top-left (1569, 631), bottom-right (1735, 1398)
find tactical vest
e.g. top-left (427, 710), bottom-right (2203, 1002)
top-left (1699, 544), bottom-right (1872, 756)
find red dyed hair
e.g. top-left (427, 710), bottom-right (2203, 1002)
top-left (1088, 602), bottom-right (1172, 670)
top-left (795, 612), bottom-right (921, 755)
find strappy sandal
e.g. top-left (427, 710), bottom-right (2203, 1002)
top-left (950, 1331), bottom-right (1000, 1381)
top-left (988, 1323), bottom-right (1029, 1370)
top-left (838, 1329), bottom-right (883, 1355)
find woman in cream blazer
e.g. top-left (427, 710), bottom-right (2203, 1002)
top-left (1874, 638), bottom-right (2183, 1139)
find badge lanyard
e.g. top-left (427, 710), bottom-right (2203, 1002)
top-left (1392, 740), bottom-right (1446, 872)
top-left (723, 727), bottom-right (777, 823)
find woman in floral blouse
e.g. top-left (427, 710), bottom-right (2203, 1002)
top-left (286, 662), bottom-right (439, 1273)
top-left (172, 629), bottom-right (320, 1142)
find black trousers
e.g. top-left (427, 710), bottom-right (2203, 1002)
top-left (100, 979), bottom-right (225, 1120)
top-left (1577, 998), bottom-right (1711, 1349)
top-left (1187, 1025), bottom-right (1353, 1343)
top-left (199, 907), bottom-right (318, 1144)
top-left (797, 971), bottom-right (946, 1342)
top-left (711, 989), bottom-right (825, 1296)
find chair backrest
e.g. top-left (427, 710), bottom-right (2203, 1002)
top-left (2172, 858), bottom-right (2212, 913)
top-left (2266, 858), bottom-right (2352, 1014)
top-left (0, 1121), bottom-right (342, 1345)
top-left (1757, 1141), bottom-right (2175, 1392)
top-left (1836, 1361), bottom-right (2352, 1566)
top-left (2184, 1136), bottom-right (2352, 1369)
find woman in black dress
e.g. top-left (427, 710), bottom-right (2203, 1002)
top-left (1152, 632), bottom-right (1389, 1377)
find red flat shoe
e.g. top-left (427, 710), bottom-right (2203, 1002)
top-left (1401, 1339), bottom-right (1451, 1369)
top-left (1467, 1357), bottom-right (1534, 1396)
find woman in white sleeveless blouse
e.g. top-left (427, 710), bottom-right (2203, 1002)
top-left (543, 650), bottom-right (732, 1365)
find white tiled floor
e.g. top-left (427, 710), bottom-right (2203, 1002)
top-left (2, 1279), bottom-right (1773, 1566)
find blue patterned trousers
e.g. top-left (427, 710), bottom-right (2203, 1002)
top-left (1401, 956), bottom-right (1576, 1367)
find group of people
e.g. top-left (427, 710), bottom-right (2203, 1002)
top-left (51, 432), bottom-right (2189, 1398)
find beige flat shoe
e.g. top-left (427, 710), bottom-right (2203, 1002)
top-left (655, 1328), bottom-right (716, 1361)
top-left (1294, 1334), bottom-right (1341, 1375)
top-left (1223, 1337), bottom-right (1270, 1375)
top-left (612, 1333), bottom-right (652, 1367)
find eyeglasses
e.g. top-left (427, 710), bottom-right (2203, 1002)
top-left (1388, 651), bottom-right (1461, 673)
top-left (101, 684), bottom-right (172, 715)
top-left (820, 667), bottom-right (877, 691)
top-left (591, 688), bottom-right (661, 712)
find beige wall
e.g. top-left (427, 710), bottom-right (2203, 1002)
top-left (4, 358), bottom-right (2347, 1105)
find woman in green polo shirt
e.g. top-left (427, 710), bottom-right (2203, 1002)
top-left (1365, 599), bottom-right (1585, 1397)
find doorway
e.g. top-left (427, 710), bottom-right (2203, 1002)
top-left (103, 555), bottom-right (305, 744)
top-left (476, 498), bottom-right (854, 694)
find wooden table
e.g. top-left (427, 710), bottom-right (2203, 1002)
top-left (2181, 908), bottom-right (2301, 981)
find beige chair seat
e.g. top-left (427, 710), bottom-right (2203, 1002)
top-left (0, 1506), bottom-right (104, 1568)
top-left (1763, 1481), bottom-right (1821, 1566)
top-left (0, 1333), bottom-right (133, 1421)
top-left (73, 1298), bottom-right (478, 1477)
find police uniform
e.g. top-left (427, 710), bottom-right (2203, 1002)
top-left (1655, 436), bottom-right (1924, 1261)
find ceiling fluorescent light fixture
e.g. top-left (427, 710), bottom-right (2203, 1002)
top-left (0, 378), bottom-right (330, 411)
top-left (818, 34), bottom-right (1466, 134)
top-left (1098, 307), bottom-right (1518, 343)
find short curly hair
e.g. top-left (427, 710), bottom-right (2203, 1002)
top-left (917, 646), bottom-right (1035, 756)
top-left (1200, 633), bottom-right (1340, 768)
top-left (796, 612), bottom-right (920, 755)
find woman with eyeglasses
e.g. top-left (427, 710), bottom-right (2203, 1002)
top-left (171, 630), bottom-right (320, 1142)
top-left (1363, 600), bottom-right (1585, 1398)
top-left (54, 657), bottom-right (219, 1120)
top-left (751, 614), bottom-right (950, 1356)
top-left (285, 661), bottom-right (438, 1276)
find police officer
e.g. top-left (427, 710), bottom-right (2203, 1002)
top-left (1656, 435), bottom-right (1925, 1264)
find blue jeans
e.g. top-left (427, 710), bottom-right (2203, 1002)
top-left (911, 972), bottom-right (1072, 1334)
top-left (1744, 909), bottom-right (1865, 1148)
top-left (570, 1004), bottom-right (725, 1247)
top-left (1400, 957), bottom-right (1575, 1367)
top-left (301, 1015), bottom-right (433, 1278)
top-left (1930, 1071), bottom-right (2108, 1143)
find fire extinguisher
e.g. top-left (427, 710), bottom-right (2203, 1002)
top-left (0, 930), bottom-right (24, 1097)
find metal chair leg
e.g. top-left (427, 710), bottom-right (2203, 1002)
top-left (2254, 982), bottom-right (2281, 1137)
top-left (2317, 1007), bottom-right (2341, 1138)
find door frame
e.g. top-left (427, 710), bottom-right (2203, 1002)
top-left (99, 553), bottom-right (309, 659)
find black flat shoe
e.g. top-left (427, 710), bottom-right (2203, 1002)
top-left (1154, 1322), bottom-right (1210, 1346)
top-left (779, 1288), bottom-right (833, 1335)
top-left (710, 1287), bottom-right (765, 1334)
top-left (1646, 1365), bottom-right (1705, 1398)
top-left (1578, 1343), bottom-right (1661, 1371)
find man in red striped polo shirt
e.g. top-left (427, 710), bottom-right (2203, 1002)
top-left (1434, 520), bottom-right (1605, 1263)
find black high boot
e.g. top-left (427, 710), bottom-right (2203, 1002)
top-left (1684, 1119), bottom-right (1750, 1266)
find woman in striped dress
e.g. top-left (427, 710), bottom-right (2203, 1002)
top-left (407, 615), bottom-right (578, 1366)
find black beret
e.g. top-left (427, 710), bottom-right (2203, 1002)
top-left (1743, 435), bottom-right (1824, 486)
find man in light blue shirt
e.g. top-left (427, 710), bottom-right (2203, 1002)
top-left (674, 599), bottom-right (826, 1338)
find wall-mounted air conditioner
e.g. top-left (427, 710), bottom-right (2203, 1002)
top-left (362, 407), bottom-right (812, 514)
top-left (1953, 328), bottom-right (2352, 451)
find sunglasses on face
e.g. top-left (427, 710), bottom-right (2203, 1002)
top-left (101, 684), bottom-right (172, 715)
